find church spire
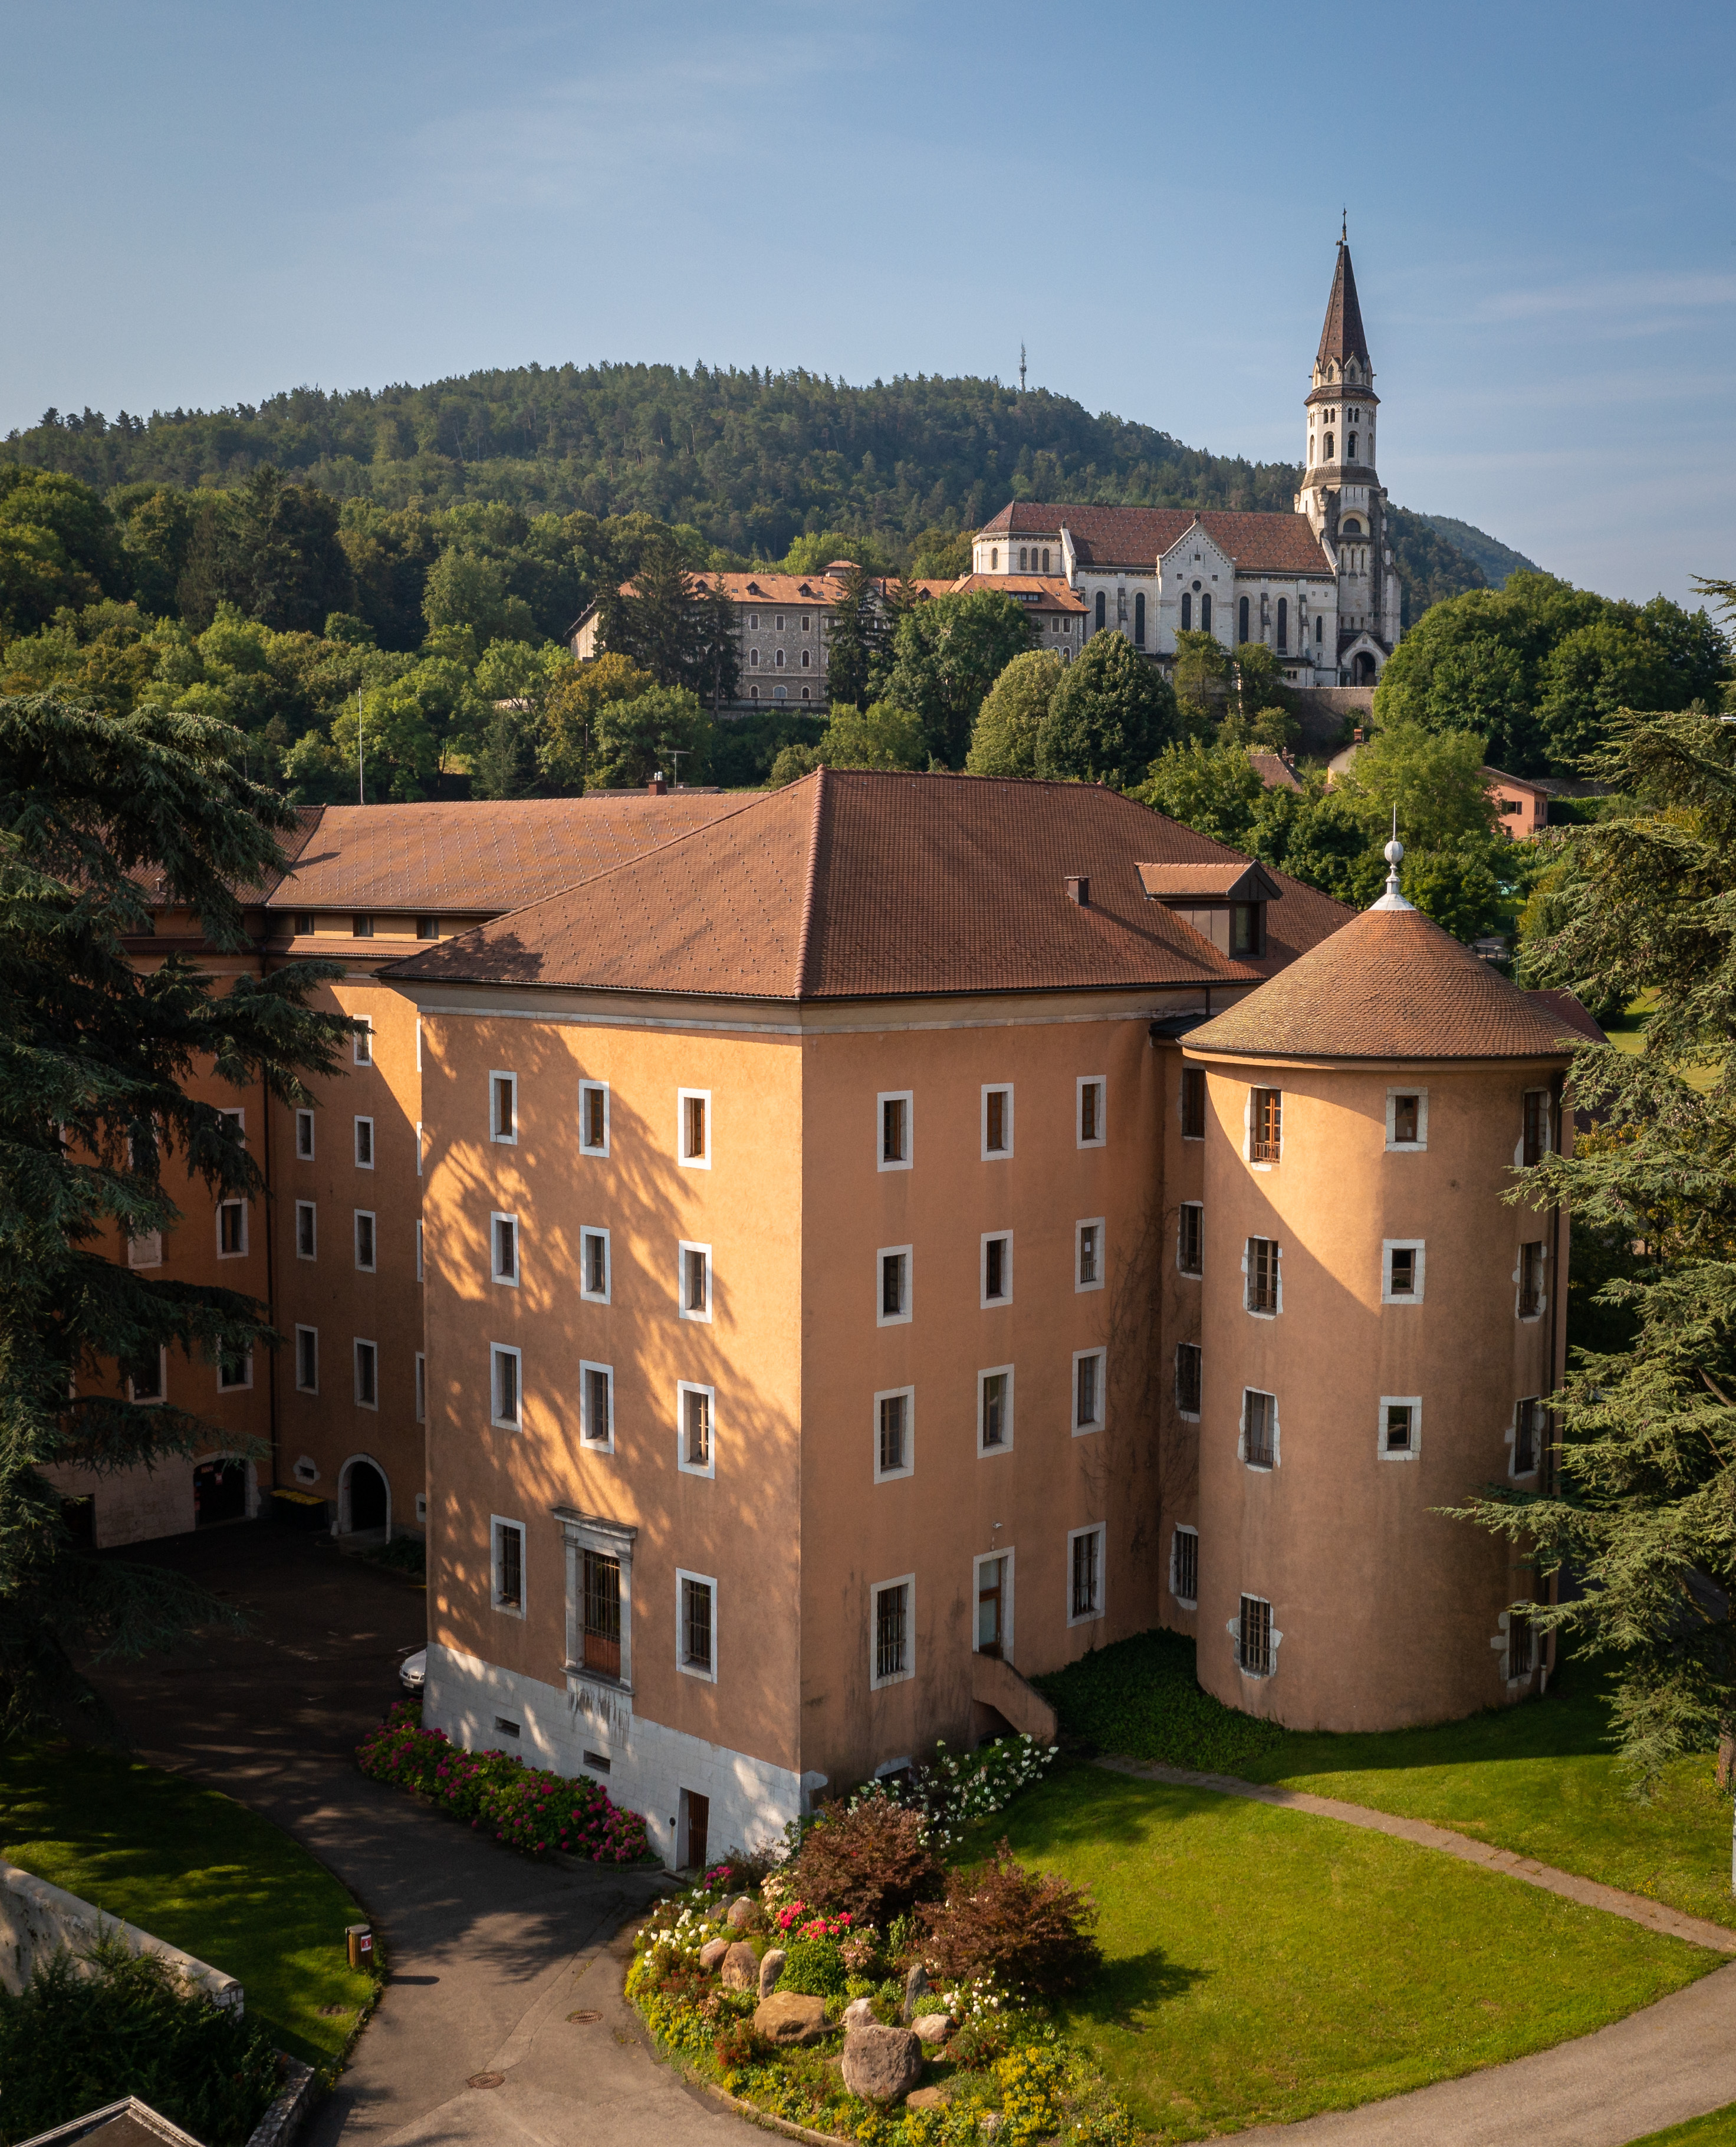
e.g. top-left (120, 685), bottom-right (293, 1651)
top-left (1316, 232), bottom-right (1371, 374)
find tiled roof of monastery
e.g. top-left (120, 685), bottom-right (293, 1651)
top-left (949, 574), bottom-right (1087, 612)
top-left (976, 503), bottom-right (1334, 577)
top-left (381, 770), bottom-right (1354, 1003)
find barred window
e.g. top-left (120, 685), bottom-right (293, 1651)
top-left (583, 1549), bottom-right (621, 1676)
top-left (1178, 1203), bottom-right (1203, 1276)
top-left (873, 1580), bottom-right (910, 1682)
top-left (682, 1574), bottom-right (715, 1674)
top-left (1070, 1528), bottom-right (1103, 1620)
top-left (1175, 1343), bottom-right (1202, 1416)
top-left (682, 1386), bottom-right (712, 1470)
top-left (1171, 1526), bottom-right (1198, 1604)
top-left (1508, 1606), bottom-right (1534, 1679)
top-left (1239, 1594), bottom-right (1273, 1675)
top-left (1250, 1088), bottom-right (1282, 1163)
top-left (877, 1391), bottom-right (908, 1475)
top-left (1246, 1237), bottom-right (1279, 1314)
top-left (494, 1521), bottom-right (524, 1611)
top-left (1243, 1389), bottom-right (1275, 1469)
top-left (581, 1363), bottom-right (612, 1447)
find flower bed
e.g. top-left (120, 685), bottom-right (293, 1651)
top-left (357, 1700), bottom-right (649, 1863)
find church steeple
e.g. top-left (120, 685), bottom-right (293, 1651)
top-left (1315, 231), bottom-right (1371, 376)
top-left (1301, 226), bottom-right (1379, 488)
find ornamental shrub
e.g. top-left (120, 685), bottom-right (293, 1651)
top-left (916, 1841), bottom-right (1100, 2000)
top-left (775, 1936), bottom-right (847, 1997)
top-left (357, 1699), bottom-right (649, 1862)
top-left (790, 1797), bottom-right (942, 1923)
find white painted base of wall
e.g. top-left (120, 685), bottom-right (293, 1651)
top-left (40, 1457), bottom-right (261, 1548)
top-left (425, 1643), bottom-right (801, 1869)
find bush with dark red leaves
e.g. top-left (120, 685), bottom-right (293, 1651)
top-left (788, 1796), bottom-right (944, 1924)
top-left (916, 1839), bottom-right (1101, 1999)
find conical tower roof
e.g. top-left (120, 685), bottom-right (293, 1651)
top-left (1186, 903), bottom-right (1586, 1062)
top-left (1316, 237), bottom-right (1371, 372)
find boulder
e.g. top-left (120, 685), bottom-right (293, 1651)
top-left (906, 2087), bottom-right (952, 2112)
top-left (753, 1991), bottom-right (830, 2047)
top-left (910, 2013), bottom-right (955, 2046)
top-left (698, 1936), bottom-right (732, 1972)
top-left (900, 1962), bottom-right (931, 2024)
top-left (841, 2024), bottom-right (925, 2104)
top-left (757, 1947), bottom-right (787, 1998)
top-left (726, 1894), bottom-right (757, 1931)
top-left (840, 1996), bottom-right (877, 2030)
top-left (720, 1941), bottom-right (760, 1993)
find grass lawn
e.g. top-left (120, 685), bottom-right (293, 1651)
top-left (983, 1765), bottom-right (1719, 2143)
top-left (1037, 1631), bottom-right (1736, 1934)
top-left (0, 1741), bottom-right (377, 2070)
top-left (1632, 2109), bottom-right (1736, 2145)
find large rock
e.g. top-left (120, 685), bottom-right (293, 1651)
top-left (906, 2087), bottom-right (952, 2111)
top-left (910, 2013), bottom-right (955, 2046)
top-left (726, 1894), bottom-right (757, 1931)
top-left (900, 1962), bottom-right (931, 2024)
top-left (757, 1946), bottom-right (787, 1998)
top-left (754, 1991), bottom-right (830, 2047)
top-left (698, 1936), bottom-right (732, 1972)
top-left (720, 1941), bottom-right (760, 1993)
top-left (840, 1997), bottom-right (877, 2030)
top-left (841, 2024), bottom-right (925, 2104)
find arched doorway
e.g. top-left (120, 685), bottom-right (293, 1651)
top-left (340, 1456), bottom-right (390, 1537)
top-left (1353, 651), bottom-right (1377, 685)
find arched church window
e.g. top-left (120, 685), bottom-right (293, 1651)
top-left (1343, 518), bottom-right (1361, 535)
top-left (1201, 594), bottom-right (1212, 633)
top-left (990, 550), bottom-right (998, 571)
top-left (1018, 549), bottom-right (1027, 571)
top-left (1094, 590), bottom-right (1106, 631)
top-left (1181, 593), bottom-right (1191, 631)
top-left (1348, 432), bottom-right (1357, 460)
top-left (1041, 549), bottom-right (1050, 573)
top-left (1315, 615), bottom-right (1323, 644)
top-left (1277, 599), bottom-right (1288, 651)
top-left (1238, 596), bottom-right (1250, 642)
top-left (1134, 592), bottom-right (1146, 647)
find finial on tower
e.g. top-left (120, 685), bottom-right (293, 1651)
top-left (1019, 342), bottom-right (1027, 395)
top-left (1372, 806), bottom-right (1414, 911)
top-left (1341, 207), bottom-right (1347, 242)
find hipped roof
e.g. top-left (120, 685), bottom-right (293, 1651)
top-left (976, 502), bottom-right (1334, 577)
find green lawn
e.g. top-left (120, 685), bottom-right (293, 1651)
top-left (1038, 1631), bottom-right (1736, 1933)
top-left (985, 1765), bottom-right (1719, 2143)
top-left (1632, 2110), bottom-right (1736, 2145)
top-left (0, 1742), bottom-right (377, 2069)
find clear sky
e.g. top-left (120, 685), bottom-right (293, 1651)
top-left (4, 0), bottom-right (1732, 607)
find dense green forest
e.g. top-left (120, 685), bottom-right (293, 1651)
top-left (1422, 514), bottom-right (1538, 590)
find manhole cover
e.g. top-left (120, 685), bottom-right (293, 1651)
top-left (567, 2009), bottom-right (602, 2023)
top-left (466, 2074), bottom-right (506, 2090)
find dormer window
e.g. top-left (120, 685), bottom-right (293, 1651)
top-left (1137, 862), bottom-right (1278, 957)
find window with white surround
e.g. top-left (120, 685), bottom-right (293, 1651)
top-left (1513, 1397), bottom-right (1544, 1477)
top-left (1386, 1089), bottom-right (1428, 1150)
top-left (870, 1575), bottom-right (915, 1686)
top-left (295, 1327), bottom-right (318, 1393)
top-left (490, 1071), bottom-right (517, 1145)
top-left (1068, 1525), bottom-right (1105, 1624)
top-left (581, 1227), bottom-right (610, 1302)
top-left (415, 1491), bottom-right (428, 1522)
top-left (354, 1210), bottom-right (376, 1272)
top-left (1521, 1089), bottom-right (1552, 1167)
top-left (1247, 1086), bottom-right (1283, 1166)
top-left (1518, 1241), bottom-right (1546, 1320)
top-left (1241, 1387), bottom-right (1277, 1469)
top-left (127, 1230), bottom-right (163, 1269)
top-left (492, 1517), bottom-right (526, 1616)
top-left (354, 1116), bottom-right (374, 1168)
top-left (415, 1220), bottom-right (425, 1282)
top-left (218, 1107), bottom-right (245, 1141)
top-left (1238, 1594), bottom-right (1275, 1676)
top-left (216, 1200), bottom-right (247, 1258)
top-left (415, 1122), bottom-right (423, 1177)
top-left (127, 1349), bottom-right (167, 1404)
top-left (415, 1016), bottom-right (423, 1070)
top-left (1382, 1240), bottom-right (1425, 1304)
top-left (978, 1365), bottom-right (1014, 1454)
top-left (975, 1549), bottom-right (1012, 1656)
top-left (354, 1339), bottom-right (378, 1409)
top-left (1175, 1342), bottom-right (1202, 1420)
top-left (1380, 1396), bottom-right (1421, 1460)
top-left (579, 1081), bottom-right (610, 1155)
top-left (295, 1109), bottom-right (314, 1160)
top-left (874, 1387), bottom-right (914, 1481)
top-left (1077, 1076), bottom-right (1106, 1148)
top-left (492, 1212), bottom-right (519, 1286)
top-left (981, 1232), bottom-right (1012, 1306)
top-left (877, 1245), bottom-right (912, 1326)
top-left (1076, 1217), bottom-right (1104, 1291)
top-left (580, 1361), bottom-right (613, 1449)
top-left (678, 1380), bottom-right (715, 1476)
top-left (1073, 1348), bottom-right (1106, 1434)
top-left (1244, 1236), bottom-right (1280, 1315)
top-left (678, 1570), bottom-right (717, 1679)
top-left (678, 1088), bottom-right (710, 1168)
top-left (877, 1091), bottom-right (912, 1170)
top-left (679, 1241), bottom-right (712, 1321)
top-left (1171, 1525), bottom-right (1198, 1606)
top-left (415, 1352), bottom-right (425, 1424)
top-left (353, 1018), bottom-right (373, 1068)
top-left (1178, 1202), bottom-right (1203, 1277)
top-left (491, 1344), bottom-right (522, 1430)
top-left (981, 1085), bottom-right (1014, 1160)
top-left (217, 1347), bottom-right (252, 1393)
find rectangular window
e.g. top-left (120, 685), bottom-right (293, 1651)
top-left (1508, 1605), bottom-right (1535, 1679)
top-left (871, 1577), bottom-right (913, 1686)
top-left (218, 1107), bottom-right (245, 1143)
top-left (1076, 1218), bottom-right (1104, 1291)
top-left (1175, 1342), bottom-right (1202, 1419)
top-left (1388, 1089), bottom-right (1428, 1150)
top-left (415, 1017), bottom-right (422, 1074)
top-left (416, 916), bottom-right (439, 940)
top-left (295, 1327), bottom-right (318, 1393)
top-left (878, 1091), bottom-right (912, 1170)
top-left (580, 1361), bottom-right (613, 1449)
top-left (415, 1351), bottom-right (425, 1424)
top-left (981, 1232), bottom-right (1012, 1305)
top-left (127, 1349), bottom-right (166, 1404)
top-left (354, 1340), bottom-right (378, 1409)
top-left (216, 1345), bottom-right (251, 1393)
top-left (1229, 904), bottom-right (1262, 957)
top-left (415, 1219), bottom-right (425, 1283)
top-left (1077, 1076), bottom-right (1105, 1148)
top-left (295, 1109), bottom-right (314, 1160)
top-left (491, 1072), bottom-right (518, 1145)
top-left (1246, 1236), bottom-right (1280, 1314)
top-left (679, 1570), bottom-right (717, 1679)
top-left (1519, 1241), bottom-right (1546, 1319)
top-left (493, 1518), bottom-right (525, 1614)
top-left (978, 1366), bottom-right (1014, 1453)
top-left (1381, 1397), bottom-right (1421, 1459)
top-left (976, 1552), bottom-right (1008, 1655)
top-left (1383, 1240), bottom-right (1425, 1304)
top-left (679, 1241), bottom-right (712, 1321)
top-left (982, 1085), bottom-right (1013, 1159)
top-left (679, 1088), bottom-right (710, 1167)
top-left (491, 1344), bottom-right (522, 1430)
top-left (1242, 1388), bottom-right (1276, 1469)
top-left (580, 1081), bottom-right (610, 1155)
top-left (1181, 1066), bottom-right (1206, 1140)
top-left (127, 1230), bottom-right (163, 1269)
top-left (492, 1212), bottom-right (518, 1285)
top-left (1068, 1526), bottom-right (1104, 1623)
top-left (1178, 1201), bottom-right (1204, 1276)
top-left (581, 1227), bottom-right (610, 1301)
top-left (352, 915), bottom-right (374, 940)
top-left (1522, 1090), bottom-right (1551, 1167)
top-left (1250, 1088), bottom-right (1283, 1164)
top-left (217, 1200), bottom-right (246, 1258)
top-left (678, 1381), bottom-right (715, 1476)
top-left (1171, 1525), bottom-right (1199, 1606)
top-left (353, 1019), bottom-right (373, 1068)
top-left (1074, 1348), bottom-right (1106, 1433)
top-left (1239, 1594), bottom-right (1274, 1676)
top-left (354, 1116), bottom-right (374, 1168)
top-left (1514, 1397), bottom-right (1543, 1476)
top-left (582, 1548), bottom-right (622, 1675)
top-left (293, 911), bottom-right (314, 937)
top-left (877, 1246), bottom-right (912, 1325)
top-left (874, 1387), bottom-right (914, 1480)
top-left (415, 1122), bottom-right (423, 1178)
top-left (354, 1210), bottom-right (376, 1272)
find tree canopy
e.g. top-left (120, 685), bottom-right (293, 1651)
top-left (879, 590), bottom-right (1034, 767)
top-left (1035, 629), bottom-right (1180, 788)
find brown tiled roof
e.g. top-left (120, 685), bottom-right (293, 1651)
top-left (267, 796), bottom-right (742, 914)
top-left (949, 574), bottom-right (1087, 612)
top-left (382, 770), bottom-right (1354, 1002)
top-left (974, 503), bottom-right (1333, 577)
top-left (1525, 989), bottom-right (1607, 1045)
top-left (1137, 862), bottom-right (1282, 902)
top-left (1250, 751), bottom-right (1304, 793)
top-left (1185, 904), bottom-right (1586, 1062)
top-left (1316, 239), bottom-right (1372, 370)
top-left (130, 805), bottom-right (324, 910)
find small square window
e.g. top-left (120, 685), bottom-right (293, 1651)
top-left (295, 1201), bottom-right (316, 1260)
top-left (877, 1245), bottom-right (912, 1327)
top-left (1250, 1087), bottom-right (1283, 1165)
top-left (1383, 1240), bottom-right (1425, 1304)
top-left (491, 1072), bottom-right (518, 1145)
top-left (354, 1117), bottom-right (374, 1168)
top-left (1518, 1240), bottom-right (1546, 1319)
top-left (1387, 1089), bottom-right (1428, 1150)
top-left (678, 1569), bottom-right (718, 1679)
top-left (874, 1386), bottom-right (914, 1481)
top-left (1178, 1202), bottom-right (1203, 1277)
top-left (1242, 1388), bottom-right (1277, 1469)
top-left (1171, 1525), bottom-right (1198, 1606)
top-left (354, 1339), bottom-right (378, 1409)
top-left (217, 1200), bottom-right (247, 1258)
top-left (982, 1085), bottom-right (1014, 1159)
top-left (294, 1109), bottom-right (315, 1160)
top-left (1077, 1076), bottom-right (1106, 1148)
top-left (679, 1088), bottom-right (710, 1167)
top-left (679, 1241), bottom-right (712, 1321)
top-left (1068, 1525), bottom-right (1104, 1624)
top-left (1381, 1396), bottom-right (1421, 1459)
top-left (678, 1381), bottom-right (715, 1476)
top-left (491, 1344), bottom-right (522, 1431)
top-left (978, 1366), bottom-right (1014, 1454)
top-left (579, 1081), bottom-right (610, 1156)
top-left (354, 1210), bottom-right (376, 1272)
top-left (127, 1349), bottom-right (167, 1405)
top-left (493, 1516), bottom-right (525, 1615)
top-left (581, 1227), bottom-right (610, 1302)
top-left (295, 1327), bottom-right (318, 1393)
top-left (293, 911), bottom-right (314, 937)
top-left (1175, 1342), bottom-right (1202, 1420)
top-left (415, 1351), bottom-right (426, 1424)
top-left (1076, 1218), bottom-right (1104, 1291)
top-left (1073, 1348), bottom-right (1106, 1433)
top-left (981, 1232), bottom-right (1012, 1306)
top-left (416, 916), bottom-right (439, 940)
top-left (353, 1019), bottom-right (373, 1066)
top-left (580, 1360), bottom-right (613, 1449)
top-left (492, 1212), bottom-right (518, 1286)
top-left (352, 915), bottom-right (374, 940)
top-left (1238, 1594), bottom-right (1274, 1676)
top-left (1181, 1067), bottom-right (1205, 1141)
top-left (870, 1575), bottom-right (915, 1686)
top-left (878, 1091), bottom-right (912, 1171)
top-left (1245, 1236), bottom-right (1280, 1315)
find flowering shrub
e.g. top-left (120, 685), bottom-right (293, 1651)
top-left (357, 1700), bottom-right (649, 1862)
top-left (859, 1736), bottom-right (1058, 1849)
top-left (772, 1900), bottom-right (854, 1939)
top-left (777, 1936), bottom-right (847, 1996)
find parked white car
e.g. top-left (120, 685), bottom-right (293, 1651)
top-left (399, 1647), bottom-right (426, 1695)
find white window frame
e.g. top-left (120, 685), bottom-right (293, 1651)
top-left (218, 1106), bottom-right (245, 1141)
top-left (1177, 1201), bottom-right (1204, 1279)
top-left (869, 1573), bottom-right (916, 1689)
top-left (1169, 1524), bottom-right (1199, 1608)
top-left (353, 1338), bottom-right (379, 1410)
top-left (1244, 1085), bottom-right (1283, 1170)
top-left (415, 1017), bottom-right (422, 1073)
top-left (353, 1017), bottom-right (373, 1068)
top-left (294, 1326), bottom-right (318, 1394)
top-left (294, 1200), bottom-right (317, 1261)
top-left (873, 1384), bottom-right (915, 1483)
top-left (1232, 1594), bottom-right (1282, 1679)
top-left (1067, 1524), bottom-right (1106, 1627)
top-left (294, 1108), bottom-right (315, 1160)
top-left (415, 1121), bottom-right (423, 1177)
top-left (678, 1087), bottom-right (711, 1169)
top-left (980, 1230), bottom-right (1014, 1308)
top-left (1509, 1396), bottom-right (1544, 1479)
top-left (1242, 1235), bottom-right (1282, 1318)
top-left (1380, 1393), bottom-right (1423, 1462)
top-left (354, 1209), bottom-right (376, 1273)
top-left (414, 1351), bottom-right (426, 1424)
top-left (973, 1546), bottom-right (1015, 1656)
top-left (127, 1347), bottom-right (168, 1406)
top-left (216, 1347), bottom-right (254, 1394)
top-left (981, 1084), bottom-right (1014, 1161)
top-left (580, 1225), bottom-right (611, 1304)
top-left (877, 1244), bottom-right (912, 1327)
top-left (1076, 1216), bottom-right (1106, 1292)
top-left (490, 1343), bottom-right (523, 1432)
top-left (491, 1210), bottom-right (520, 1288)
top-left (676, 1378), bottom-right (716, 1479)
top-left (1382, 1239), bottom-right (1426, 1305)
top-left (354, 1115), bottom-right (374, 1169)
top-left (415, 1220), bottom-right (425, 1283)
top-left (489, 1069), bottom-right (518, 1146)
top-left (491, 1515), bottom-right (527, 1619)
top-left (977, 1364), bottom-right (1015, 1456)
top-left (216, 1199), bottom-right (248, 1260)
top-left (676, 1567), bottom-right (718, 1682)
top-left (678, 1239), bottom-right (713, 1322)
top-left (578, 1079), bottom-right (611, 1157)
top-left (1076, 1075), bottom-right (1106, 1150)
top-left (415, 1491), bottom-right (428, 1522)
top-left (877, 1089), bottom-right (913, 1171)
top-left (1515, 1239), bottom-right (1548, 1322)
top-left (1239, 1386), bottom-right (1280, 1469)
top-left (1385, 1086), bottom-right (1429, 1151)
top-left (1072, 1347), bottom-right (1107, 1435)
top-left (580, 1358), bottom-right (614, 1451)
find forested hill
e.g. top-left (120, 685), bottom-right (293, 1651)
top-left (1, 361), bottom-right (1491, 613)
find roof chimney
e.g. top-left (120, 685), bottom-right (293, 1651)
top-left (1066, 875), bottom-right (1090, 906)
top-left (647, 773), bottom-right (668, 796)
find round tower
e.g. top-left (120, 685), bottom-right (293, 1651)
top-left (1181, 862), bottom-right (1579, 1731)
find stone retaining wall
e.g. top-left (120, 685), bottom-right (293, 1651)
top-left (0, 1858), bottom-right (243, 2013)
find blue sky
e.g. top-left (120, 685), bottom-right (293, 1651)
top-left (4, 0), bottom-right (1732, 607)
